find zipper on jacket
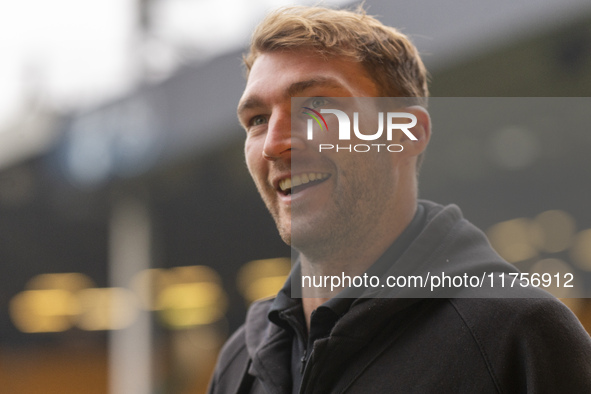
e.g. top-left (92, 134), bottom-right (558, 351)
top-left (299, 347), bottom-right (315, 394)
top-left (300, 349), bottom-right (308, 374)
top-left (278, 310), bottom-right (310, 390)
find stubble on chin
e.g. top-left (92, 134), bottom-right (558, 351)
top-left (276, 219), bottom-right (292, 245)
top-left (259, 189), bottom-right (292, 246)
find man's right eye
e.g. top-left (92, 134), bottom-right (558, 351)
top-left (250, 115), bottom-right (267, 127)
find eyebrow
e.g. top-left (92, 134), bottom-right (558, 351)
top-left (287, 77), bottom-right (343, 96)
top-left (237, 77), bottom-right (344, 119)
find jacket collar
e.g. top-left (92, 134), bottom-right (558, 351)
top-left (241, 200), bottom-right (517, 393)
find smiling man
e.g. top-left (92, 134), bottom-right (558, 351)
top-left (208, 6), bottom-right (591, 394)
top-left (239, 50), bottom-right (429, 299)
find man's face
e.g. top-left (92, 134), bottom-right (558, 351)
top-left (237, 49), bottom-right (408, 252)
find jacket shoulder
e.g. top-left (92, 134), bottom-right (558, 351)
top-left (208, 297), bottom-right (276, 394)
top-left (448, 297), bottom-right (591, 392)
top-left (207, 324), bottom-right (249, 394)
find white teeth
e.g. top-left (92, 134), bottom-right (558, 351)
top-left (278, 173), bottom-right (329, 192)
top-left (279, 178), bottom-right (292, 191)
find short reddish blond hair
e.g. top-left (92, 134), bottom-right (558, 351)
top-left (243, 5), bottom-right (429, 100)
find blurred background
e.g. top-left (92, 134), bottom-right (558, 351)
top-left (1, 0), bottom-right (591, 392)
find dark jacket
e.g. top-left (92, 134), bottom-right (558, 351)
top-left (208, 201), bottom-right (591, 393)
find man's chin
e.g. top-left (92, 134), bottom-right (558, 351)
top-left (275, 217), bottom-right (328, 249)
top-left (275, 221), bottom-right (291, 245)
top-left (289, 226), bottom-right (325, 252)
top-left (278, 231), bottom-right (292, 246)
top-left (277, 225), bottom-right (318, 249)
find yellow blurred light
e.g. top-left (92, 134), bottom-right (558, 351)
top-left (532, 210), bottom-right (576, 253)
top-left (159, 305), bottom-right (223, 330)
top-left (529, 258), bottom-right (577, 299)
top-left (237, 258), bottom-right (291, 303)
top-left (129, 265), bottom-right (228, 329)
top-left (11, 266), bottom-right (229, 333)
top-left (9, 289), bottom-right (80, 333)
top-left (486, 218), bottom-right (541, 263)
top-left (76, 288), bottom-right (139, 331)
top-left (131, 265), bottom-right (224, 311)
top-left (26, 272), bottom-right (95, 292)
top-left (243, 276), bottom-right (290, 303)
top-left (169, 265), bottom-right (222, 284)
top-left (130, 265), bottom-right (221, 311)
top-left (570, 229), bottom-right (591, 271)
top-left (157, 282), bottom-right (227, 329)
top-left (157, 282), bottom-right (222, 309)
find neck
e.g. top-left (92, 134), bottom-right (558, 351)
top-left (299, 198), bottom-right (417, 330)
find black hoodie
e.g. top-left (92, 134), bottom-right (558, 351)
top-left (208, 201), bottom-right (591, 393)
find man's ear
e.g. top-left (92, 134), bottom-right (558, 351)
top-left (396, 105), bottom-right (431, 158)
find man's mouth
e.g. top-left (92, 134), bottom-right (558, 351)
top-left (278, 173), bottom-right (330, 195)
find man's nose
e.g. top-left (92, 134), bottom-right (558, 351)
top-left (262, 111), bottom-right (293, 160)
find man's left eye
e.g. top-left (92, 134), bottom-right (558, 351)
top-left (310, 98), bottom-right (328, 108)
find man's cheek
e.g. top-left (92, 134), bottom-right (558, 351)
top-left (244, 145), bottom-right (261, 178)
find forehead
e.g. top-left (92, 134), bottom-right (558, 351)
top-left (239, 49), bottom-right (378, 108)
